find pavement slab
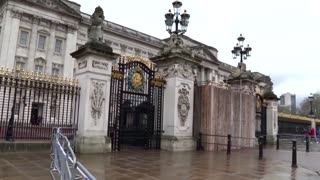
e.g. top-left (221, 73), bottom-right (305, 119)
top-left (0, 148), bottom-right (318, 179)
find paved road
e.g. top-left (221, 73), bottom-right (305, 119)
top-left (0, 148), bottom-right (319, 179)
top-left (77, 149), bottom-right (320, 180)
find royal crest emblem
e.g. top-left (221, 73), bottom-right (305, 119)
top-left (178, 87), bottom-right (190, 127)
top-left (128, 66), bottom-right (144, 92)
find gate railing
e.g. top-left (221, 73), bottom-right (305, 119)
top-left (198, 133), bottom-right (259, 151)
top-left (50, 127), bottom-right (95, 180)
top-left (0, 67), bottom-right (80, 141)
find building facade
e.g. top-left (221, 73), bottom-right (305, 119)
top-left (0, 0), bottom-right (243, 84)
top-left (279, 92), bottom-right (296, 114)
top-left (0, 0), bottom-right (277, 150)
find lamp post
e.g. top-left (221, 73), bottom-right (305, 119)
top-left (309, 93), bottom-right (314, 117)
top-left (165, 1), bottom-right (190, 35)
top-left (309, 93), bottom-right (316, 132)
top-left (231, 34), bottom-right (252, 68)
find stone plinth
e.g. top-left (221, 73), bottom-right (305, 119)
top-left (161, 136), bottom-right (196, 151)
top-left (71, 42), bottom-right (119, 153)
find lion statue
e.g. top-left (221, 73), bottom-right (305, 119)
top-left (88, 6), bottom-right (105, 42)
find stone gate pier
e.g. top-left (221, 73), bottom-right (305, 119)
top-left (71, 42), bottom-right (119, 153)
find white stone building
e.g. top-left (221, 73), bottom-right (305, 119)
top-left (279, 92), bottom-right (296, 114)
top-left (0, 0), bottom-right (238, 83)
top-left (0, 1), bottom-right (279, 151)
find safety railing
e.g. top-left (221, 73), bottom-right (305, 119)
top-left (198, 133), bottom-right (265, 159)
top-left (277, 133), bottom-right (320, 152)
top-left (50, 127), bottom-right (96, 180)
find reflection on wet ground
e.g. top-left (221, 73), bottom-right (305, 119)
top-left (0, 148), bottom-right (318, 180)
top-left (77, 148), bottom-right (319, 180)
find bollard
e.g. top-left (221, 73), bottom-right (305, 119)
top-left (306, 135), bottom-right (309, 152)
top-left (292, 140), bottom-right (297, 168)
top-left (197, 132), bottom-right (202, 151)
top-left (259, 136), bottom-right (263, 160)
top-left (276, 134), bottom-right (280, 150)
top-left (227, 134), bottom-right (231, 155)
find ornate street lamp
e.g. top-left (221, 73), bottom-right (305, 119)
top-left (165, 1), bottom-right (190, 35)
top-left (309, 93), bottom-right (314, 116)
top-left (231, 34), bottom-right (252, 68)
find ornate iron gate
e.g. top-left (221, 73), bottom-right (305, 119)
top-left (256, 94), bottom-right (267, 142)
top-left (108, 56), bottom-right (165, 151)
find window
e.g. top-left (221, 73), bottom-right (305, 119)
top-left (35, 65), bottom-right (43, 74)
top-left (16, 61), bottom-right (25, 71)
top-left (30, 103), bottom-right (43, 125)
top-left (52, 67), bottom-right (60, 76)
top-left (37, 35), bottom-right (47, 50)
top-left (52, 63), bottom-right (63, 76)
top-left (15, 56), bottom-right (27, 71)
top-left (19, 30), bottom-right (29, 46)
top-left (54, 39), bottom-right (63, 54)
top-left (34, 58), bottom-right (46, 74)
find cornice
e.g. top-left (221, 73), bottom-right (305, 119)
top-left (80, 13), bottom-right (164, 49)
top-left (16, 0), bottom-right (81, 20)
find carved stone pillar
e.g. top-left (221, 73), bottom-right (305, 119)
top-left (71, 42), bottom-right (119, 153)
top-left (0, 9), bottom-right (21, 68)
top-left (27, 16), bottom-right (40, 71)
top-left (264, 91), bottom-right (279, 144)
top-left (46, 22), bottom-right (56, 75)
top-left (151, 36), bottom-right (201, 151)
top-left (64, 25), bottom-right (78, 77)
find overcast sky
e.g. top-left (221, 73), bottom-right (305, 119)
top-left (74, 0), bottom-right (320, 104)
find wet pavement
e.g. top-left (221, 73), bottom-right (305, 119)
top-left (0, 148), bottom-right (319, 180)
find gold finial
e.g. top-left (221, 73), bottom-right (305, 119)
top-left (55, 75), bottom-right (59, 83)
top-left (10, 68), bottom-right (15, 77)
top-left (68, 78), bottom-right (72, 85)
top-left (21, 70), bottom-right (25, 79)
top-left (5, 68), bottom-right (9, 76)
top-left (57, 76), bottom-right (62, 83)
top-left (72, 78), bottom-right (76, 86)
top-left (76, 79), bottom-right (79, 86)
top-left (16, 64), bottom-right (21, 72)
top-left (39, 72), bottom-right (43, 80)
top-left (0, 66), bottom-right (4, 74)
top-left (30, 71), bottom-right (35, 79)
top-left (48, 75), bottom-right (52, 82)
top-left (64, 77), bottom-right (68, 84)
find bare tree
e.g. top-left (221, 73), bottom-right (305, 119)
top-left (297, 93), bottom-right (320, 118)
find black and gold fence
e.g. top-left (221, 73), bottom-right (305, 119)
top-left (0, 67), bottom-right (80, 141)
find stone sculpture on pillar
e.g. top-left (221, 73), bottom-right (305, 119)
top-left (71, 6), bottom-right (120, 153)
top-left (88, 6), bottom-right (104, 43)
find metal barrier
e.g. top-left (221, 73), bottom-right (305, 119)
top-left (277, 133), bottom-right (319, 152)
top-left (199, 133), bottom-right (259, 149)
top-left (198, 133), bottom-right (265, 159)
top-left (50, 128), bottom-right (96, 180)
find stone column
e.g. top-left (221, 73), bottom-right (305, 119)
top-left (265, 99), bottom-right (278, 144)
top-left (27, 16), bottom-right (40, 71)
top-left (64, 26), bottom-right (78, 77)
top-left (151, 44), bottom-right (201, 151)
top-left (0, 10), bottom-right (21, 68)
top-left (71, 42), bottom-right (119, 153)
top-left (200, 67), bottom-right (205, 83)
top-left (46, 22), bottom-right (56, 75)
